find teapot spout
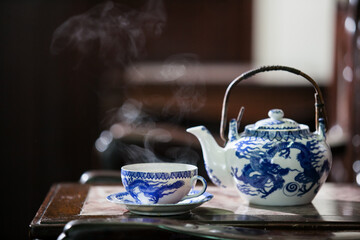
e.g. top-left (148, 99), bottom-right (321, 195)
top-left (186, 126), bottom-right (234, 188)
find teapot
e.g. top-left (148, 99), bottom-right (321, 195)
top-left (187, 66), bottom-right (332, 206)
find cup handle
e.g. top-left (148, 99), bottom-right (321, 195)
top-left (180, 176), bottom-right (207, 201)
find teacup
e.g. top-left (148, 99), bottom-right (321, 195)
top-left (121, 163), bottom-right (207, 204)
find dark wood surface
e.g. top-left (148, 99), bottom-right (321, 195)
top-left (30, 183), bottom-right (360, 239)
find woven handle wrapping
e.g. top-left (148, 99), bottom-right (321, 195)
top-left (220, 65), bottom-right (327, 144)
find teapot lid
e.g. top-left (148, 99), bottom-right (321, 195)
top-left (244, 109), bottom-right (310, 141)
top-left (253, 109), bottom-right (299, 130)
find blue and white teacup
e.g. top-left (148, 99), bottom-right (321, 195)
top-left (121, 163), bottom-right (207, 204)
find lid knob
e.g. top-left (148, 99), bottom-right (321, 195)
top-left (268, 109), bottom-right (284, 120)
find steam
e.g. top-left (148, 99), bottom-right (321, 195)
top-left (51, 1), bottom-right (204, 167)
top-left (97, 55), bottom-right (206, 167)
top-left (50, 0), bottom-right (166, 67)
top-left (160, 54), bottom-right (207, 122)
top-left (97, 66), bottom-right (205, 167)
top-left (97, 96), bottom-right (202, 167)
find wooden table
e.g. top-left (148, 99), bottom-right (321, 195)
top-left (29, 183), bottom-right (360, 239)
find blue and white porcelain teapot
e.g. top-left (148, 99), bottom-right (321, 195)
top-left (187, 66), bottom-right (332, 206)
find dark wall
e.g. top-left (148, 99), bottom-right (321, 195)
top-left (1, 1), bottom-right (104, 239)
top-left (0, 1), bottom-right (252, 239)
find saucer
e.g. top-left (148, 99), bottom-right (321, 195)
top-left (106, 190), bottom-right (213, 216)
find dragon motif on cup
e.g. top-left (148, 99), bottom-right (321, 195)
top-left (123, 178), bottom-right (185, 204)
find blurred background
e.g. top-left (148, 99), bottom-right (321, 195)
top-left (1, 0), bottom-right (360, 239)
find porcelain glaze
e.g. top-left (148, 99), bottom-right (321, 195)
top-left (121, 163), bottom-right (207, 205)
top-left (187, 109), bottom-right (332, 206)
top-left (107, 190), bottom-right (213, 216)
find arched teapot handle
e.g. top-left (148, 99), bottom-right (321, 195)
top-left (220, 65), bottom-right (328, 144)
